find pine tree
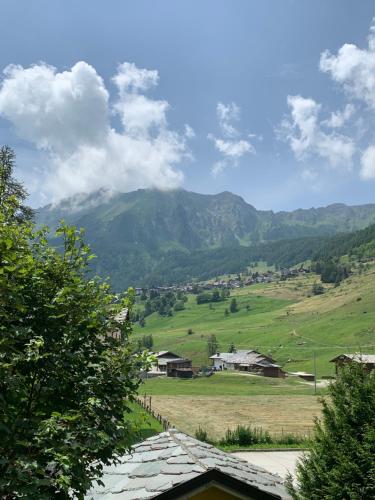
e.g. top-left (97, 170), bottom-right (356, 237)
top-left (287, 362), bottom-right (375, 499)
top-left (0, 145), bottom-right (34, 222)
top-left (230, 298), bottom-right (238, 313)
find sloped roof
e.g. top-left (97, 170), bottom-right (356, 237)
top-left (210, 350), bottom-right (275, 366)
top-left (85, 429), bottom-right (290, 499)
top-left (156, 351), bottom-right (181, 358)
top-left (330, 353), bottom-right (375, 364)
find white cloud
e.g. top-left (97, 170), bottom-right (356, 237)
top-left (217, 101), bottom-right (240, 137)
top-left (361, 145), bottom-right (375, 179)
top-left (208, 136), bottom-right (254, 158)
top-left (184, 124), bottom-right (195, 139)
top-left (112, 62), bottom-right (159, 94)
top-left (320, 18), bottom-right (375, 108)
top-left (211, 160), bottom-right (227, 176)
top-left (0, 61), bottom-right (191, 203)
top-left (209, 101), bottom-right (256, 175)
top-left (279, 95), bottom-right (355, 168)
top-left (323, 103), bottom-right (356, 128)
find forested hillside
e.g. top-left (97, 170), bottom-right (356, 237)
top-left (37, 189), bottom-right (375, 289)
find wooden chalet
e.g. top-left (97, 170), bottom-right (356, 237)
top-left (330, 353), bottom-right (375, 374)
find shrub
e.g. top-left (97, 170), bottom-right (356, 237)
top-left (220, 425), bottom-right (272, 446)
top-left (195, 427), bottom-right (210, 443)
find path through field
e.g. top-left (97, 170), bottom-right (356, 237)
top-left (150, 395), bottom-right (321, 439)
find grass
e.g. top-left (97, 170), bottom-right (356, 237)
top-left (126, 401), bottom-right (163, 444)
top-left (131, 265), bottom-right (375, 439)
top-left (140, 372), bottom-right (326, 396)
top-left (134, 264), bottom-right (375, 375)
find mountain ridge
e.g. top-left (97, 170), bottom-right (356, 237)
top-left (36, 189), bottom-right (375, 289)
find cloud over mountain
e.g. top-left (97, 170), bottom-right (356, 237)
top-left (0, 61), bottom-right (191, 202)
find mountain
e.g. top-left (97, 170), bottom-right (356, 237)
top-left (36, 189), bottom-right (375, 289)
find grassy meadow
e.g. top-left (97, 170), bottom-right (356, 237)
top-left (131, 264), bottom-right (375, 438)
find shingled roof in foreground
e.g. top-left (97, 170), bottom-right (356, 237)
top-left (85, 429), bottom-right (291, 499)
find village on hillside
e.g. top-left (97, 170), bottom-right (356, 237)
top-left (134, 266), bottom-right (311, 296)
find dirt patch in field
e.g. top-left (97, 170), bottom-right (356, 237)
top-left (149, 395), bottom-right (321, 439)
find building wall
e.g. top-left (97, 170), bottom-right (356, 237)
top-left (189, 484), bottom-right (250, 499)
top-left (213, 359), bottom-right (225, 370)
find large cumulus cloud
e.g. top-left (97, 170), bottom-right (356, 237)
top-left (0, 61), bottom-right (191, 202)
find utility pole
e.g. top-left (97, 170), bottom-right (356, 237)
top-left (313, 351), bottom-right (317, 395)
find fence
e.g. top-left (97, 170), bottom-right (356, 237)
top-left (136, 395), bottom-right (172, 431)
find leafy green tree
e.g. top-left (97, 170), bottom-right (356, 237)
top-left (196, 292), bottom-right (211, 304)
top-left (207, 334), bottom-right (219, 357)
top-left (287, 363), bottom-right (375, 499)
top-left (224, 308), bottom-right (229, 317)
top-left (174, 300), bottom-right (185, 311)
top-left (230, 298), bottom-right (238, 313)
top-left (0, 166), bottom-right (145, 498)
top-left (212, 289), bottom-right (220, 302)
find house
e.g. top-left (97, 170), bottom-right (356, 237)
top-left (85, 429), bottom-right (290, 499)
top-left (151, 352), bottom-right (194, 378)
top-left (330, 353), bottom-right (375, 374)
top-left (210, 350), bottom-right (285, 378)
top-left (166, 358), bottom-right (193, 378)
top-left (152, 351), bottom-right (183, 373)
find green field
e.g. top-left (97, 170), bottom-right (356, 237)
top-left (140, 371), bottom-right (325, 396)
top-left (134, 264), bottom-right (375, 375)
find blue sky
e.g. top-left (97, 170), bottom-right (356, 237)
top-left (0, 0), bottom-right (375, 210)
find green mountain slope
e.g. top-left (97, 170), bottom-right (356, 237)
top-left (37, 189), bottom-right (375, 289)
top-left (133, 263), bottom-right (375, 375)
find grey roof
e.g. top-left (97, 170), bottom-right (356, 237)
top-left (156, 351), bottom-right (180, 358)
top-left (210, 350), bottom-right (275, 366)
top-left (85, 430), bottom-right (290, 499)
top-left (330, 353), bottom-right (375, 364)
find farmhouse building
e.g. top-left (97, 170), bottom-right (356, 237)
top-left (330, 353), bottom-right (375, 374)
top-left (210, 350), bottom-right (285, 378)
top-left (166, 358), bottom-right (193, 378)
top-left (85, 429), bottom-right (290, 499)
top-left (153, 351), bottom-right (183, 373)
top-left (151, 351), bottom-right (193, 378)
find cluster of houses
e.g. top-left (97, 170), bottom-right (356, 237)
top-left (146, 349), bottom-right (375, 381)
top-left (134, 267), bottom-right (311, 296)
top-left (147, 349), bottom-right (286, 379)
top-left (210, 350), bottom-right (286, 378)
